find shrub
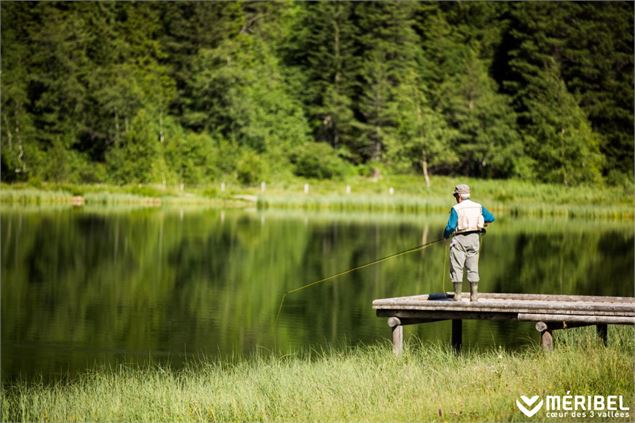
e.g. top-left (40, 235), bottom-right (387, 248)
top-left (236, 149), bottom-right (269, 185)
top-left (291, 143), bottom-right (351, 180)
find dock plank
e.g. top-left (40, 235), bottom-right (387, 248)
top-left (372, 292), bottom-right (635, 353)
top-left (373, 293), bottom-right (635, 317)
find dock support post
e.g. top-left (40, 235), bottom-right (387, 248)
top-left (452, 319), bottom-right (462, 353)
top-left (388, 317), bottom-right (403, 356)
top-left (596, 324), bottom-right (608, 346)
top-left (535, 321), bottom-right (553, 352)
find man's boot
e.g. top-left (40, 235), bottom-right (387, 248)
top-left (453, 282), bottom-right (462, 301)
top-left (470, 282), bottom-right (479, 302)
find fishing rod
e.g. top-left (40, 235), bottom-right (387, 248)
top-left (275, 237), bottom-right (446, 322)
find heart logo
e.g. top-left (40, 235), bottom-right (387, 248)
top-left (516, 395), bottom-right (544, 418)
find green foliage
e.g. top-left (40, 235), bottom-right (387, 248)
top-left (0, 1), bottom-right (632, 187)
top-left (106, 109), bottom-right (163, 184)
top-left (388, 65), bottom-right (457, 177)
top-left (0, 2), bottom-right (35, 181)
top-left (235, 149), bottom-right (269, 186)
top-left (355, 2), bottom-right (423, 163)
top-left (290, 142), bottom-right (351, 180)
top-left (164, 122), bottom-right (216, 185)
top-left (185, 33), bottom-right (310, 166)
top-left (522, 60), bottom-right (604, 185)
top-left (438, 49), bottom-right (523, 178)
top-left (41, 138), bottom-right (106, 184)
top-left (291, 2), bottom-right (359, 152)
top-left (418, 6), bottom-right (523, 179)
top-left (497, 2), bottom-right (630, 183)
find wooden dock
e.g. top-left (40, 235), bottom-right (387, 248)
top-left (372, 293), bottom-right (635, 354)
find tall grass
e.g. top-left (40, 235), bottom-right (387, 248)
top-left (0, 183), bottom-right (243, 208)
top-left (257, 176), bottom-right (634, 219)
top-left (1, 176), bottom-right (633, 219)
top-left (3, 327), bottom-right (633, 422)
top-left (0, 187), bottom-right (73, 205)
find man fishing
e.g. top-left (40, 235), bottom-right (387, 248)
top-left (443, 184), bottom-right (495, 302)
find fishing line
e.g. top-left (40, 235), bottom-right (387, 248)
top-left (276, 237), bottom-right (446, 322)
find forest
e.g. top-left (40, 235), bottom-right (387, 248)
top-left (1, 1), bottom-right (633, 187)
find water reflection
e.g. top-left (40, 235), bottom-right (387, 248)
top-left (2, 207), bottom-right (633, 382)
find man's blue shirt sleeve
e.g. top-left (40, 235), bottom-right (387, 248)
top-left (482, 206), bottom-right (495, 223)
top-left (444, 208), bottom-right (458, 239)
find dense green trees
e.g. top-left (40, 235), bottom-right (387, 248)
top-left (1, 1), bottom-right (632, 186)
top-left (418, 4), bottom-right (522, 179)
top-left (292, 2), bottom-right (358, 156)
top-left (495, 2), bottom-right (631, 184)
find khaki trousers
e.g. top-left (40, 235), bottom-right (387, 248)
top-left (449, 233), bottom-right (480, 283)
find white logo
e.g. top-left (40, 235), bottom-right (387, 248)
top-left (516, 395), bottom-right (544, 417)
top-left (516, 393), bottom-right (629, 419)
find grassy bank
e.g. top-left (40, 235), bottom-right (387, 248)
top-left (0, 183), bottom-right (245, 208)
top-left (3, 327), bottom-right (633, 422)
top-left (257, 176), bottom-right (634, 219)
top-left (1, 175), bottom-right (633, 219)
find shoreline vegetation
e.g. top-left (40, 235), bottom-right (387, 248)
top-left (1, 176), bottom-right (633, 219)
top-left (3, 327), bottom-right (633, 422)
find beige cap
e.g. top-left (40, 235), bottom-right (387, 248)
top-left (453, 184), bottom-right (470, 196)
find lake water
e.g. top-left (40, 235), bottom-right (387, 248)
top-left (2, 206), bottom-right (633, 382)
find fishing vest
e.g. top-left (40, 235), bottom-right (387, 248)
top-left (452, 199), bottom-right (485, 234)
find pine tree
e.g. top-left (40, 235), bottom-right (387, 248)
top-left (438, 48), bottom-right (523, 178)
top-left (24, 2), bottom-right (96, 181)
top-left (289, 2), bottom-right (358, 154)
top-left (557, 2), bottom-right (633, 182)
top-left (417, 4), bottom-right (522, 179)
top-left (92, 3), bottom-right (175, 183)
top-left (495, 2), bottom-right (632, 183)
top-left (390, 71), bottom-right (457, 187)
top-left (159, 2), bottom-right (243, 121)
top-left (354, 1), bottom-right (423, 164)
top-left (523, 59), bottom-right (604, 185)
top-left (1, 2), bottom-right (37, 180)
top-left (1, 1), bottom-right (630, 186)
top-left (185, 32), bottom-right (310, 168)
